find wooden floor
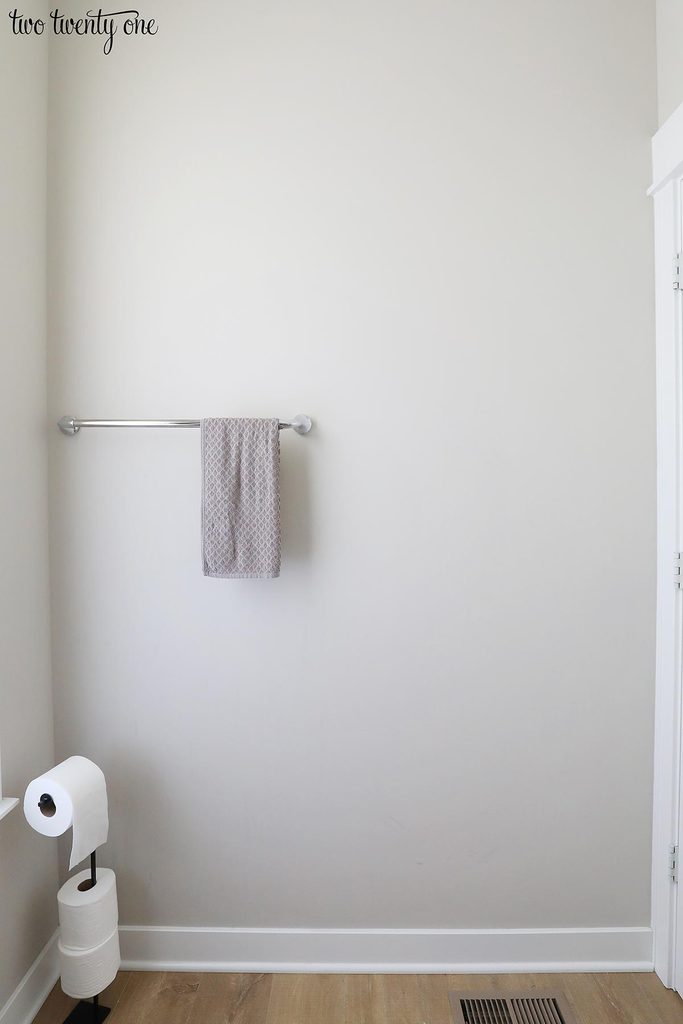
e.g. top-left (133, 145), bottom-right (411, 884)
top-left (33, 971), bottom-right (683, 1024)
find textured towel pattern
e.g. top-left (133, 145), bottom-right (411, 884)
top-left (201, 418), bottom-right (280, 578)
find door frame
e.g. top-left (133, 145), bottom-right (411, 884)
top-left (651, 101), bottom-right (683, 989)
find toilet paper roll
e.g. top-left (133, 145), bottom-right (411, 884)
top-left (58, 929), bottom-right (120, 1000)
top-left (58, 868), bottom-right (118, 950)
top-left (24, 756), bottom-right (108, 869)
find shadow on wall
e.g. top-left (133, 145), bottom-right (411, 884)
top-left (0, 812), bottom-right (57, 972)
top-left (98, 749), bottom-right (169, 922)
top-left (280, 430), bottom-right (315, 565)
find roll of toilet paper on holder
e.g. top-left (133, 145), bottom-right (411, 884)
top-left (24, 756), bottom-right (108, 869)
top-left (58, 867), bottom-right (118, 950)
top-left (58, 930), bottom-right (120, 1000)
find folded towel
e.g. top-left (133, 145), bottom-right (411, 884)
top-left (201, 418), bottom-right (280, 579)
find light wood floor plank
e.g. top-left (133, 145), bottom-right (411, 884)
top-left (109, 971), bottom-right (200, 1024)
top-left (109, 972), bottom-right (167, 1024)
top-left (596, 973), bottom-right (658, 1024)
top-left (142, 972), bottom-right (200, 1024)
top-left (201, 972), bottom-right (273, 1024)
top-left (225, 974), bottom-right (273, 1024)
top-left (368, 974), bottom-right (423, 1024)
top-left (266, 973), bottom-right (346, 1024)
top-left (417, 973), bottom-right (457, 1024)
top-left (344, 975), bottom-right (372, 1024)
top-left (184, 973), bottom-right (237, 1024)
top-left (552, 974), bottom-right (619, 1024)
top-left (630, 971), bottom-right (683, 1024)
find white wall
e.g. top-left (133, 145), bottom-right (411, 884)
top-left (48, 0), bottom-right (657, 936)
top-left (657, 0), bottom-right (683, 125)
top-left (0, 2), bottom-right (58, 1007)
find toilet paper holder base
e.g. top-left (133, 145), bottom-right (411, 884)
top-left (62, 998), bottom-right (110, 1024)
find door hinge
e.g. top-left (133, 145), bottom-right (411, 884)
top-left (675, 553), bottom-right (682, 587)
top-left (674, 253), bottom-right (682, 290)
top-left (670, 844), bottom-right (678, 883)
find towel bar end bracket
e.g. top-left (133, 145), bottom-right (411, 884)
top-left (59, 416), bottom-right (79, 435)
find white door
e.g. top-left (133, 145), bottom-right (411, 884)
top-left (671, 172), bottom-right (683, 995)
top-left (651, 111), bottom-right (683, 992)
top-left (671, 175), bottom-right (683, 996)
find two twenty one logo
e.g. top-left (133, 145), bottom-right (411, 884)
top-left (8, 8), bottom-right (158, 54)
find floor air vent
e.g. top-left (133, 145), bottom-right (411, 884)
top-left (449, 994), bottom-right (577, 1024)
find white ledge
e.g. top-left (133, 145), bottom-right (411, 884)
top-left (0, 797), bottom-right (19, 822)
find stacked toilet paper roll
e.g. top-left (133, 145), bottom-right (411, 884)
top-left (57, 868), bottom-right (120, 999)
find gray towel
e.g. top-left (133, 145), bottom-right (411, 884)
top-left (201, 418), bottom-right (280, 579)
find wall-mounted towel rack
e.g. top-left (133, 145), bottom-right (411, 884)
top-left (58, 414), bottom-right (313, 436)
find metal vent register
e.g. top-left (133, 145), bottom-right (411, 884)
top-left (449, 994), bottom-right (578, 1024)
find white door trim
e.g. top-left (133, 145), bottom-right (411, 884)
top-left (650, 100), bottom-right (683, 989)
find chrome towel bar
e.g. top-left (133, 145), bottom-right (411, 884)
top-left (58, 414), bottom-right (313, 436)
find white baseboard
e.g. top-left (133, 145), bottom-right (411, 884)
top-left (120, 925), bottom-right (654, 974)
top-left (0, 932), bottom-right (59, 1024)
